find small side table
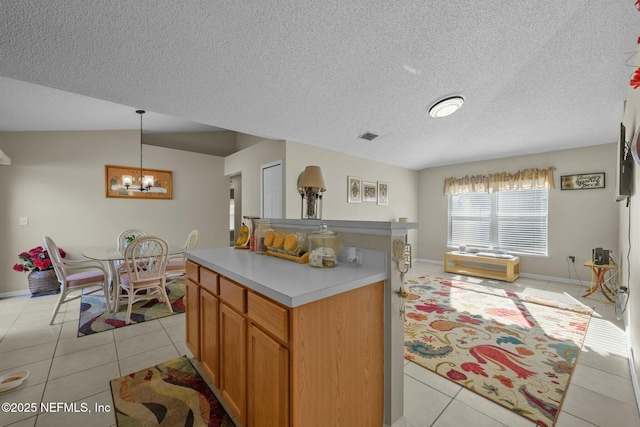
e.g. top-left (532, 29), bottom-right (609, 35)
top-left (583, 260), bottom-right (616, 302)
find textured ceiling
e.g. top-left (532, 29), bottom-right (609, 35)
top-left (1, 1), bottom-right (639, 170)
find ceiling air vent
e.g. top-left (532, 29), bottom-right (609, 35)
top-left (358, 132), bottom-right (378, 141)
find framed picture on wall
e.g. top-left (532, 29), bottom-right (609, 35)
top-left (362, 181), bottom-right (377, 202)
top-left (348, 176), bottom-right (362, 203)
top-left (105, 165), bottom-right (173, 200)
top-left (560, 172), bottom-right (605, 190)
top-left (377, 181), bottom-right (388, 205)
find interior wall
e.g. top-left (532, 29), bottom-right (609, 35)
top-left (283, 140), bottom-right (419, 247)
top-left (144, 130), bottom-right (237, 157)
top-left (235, 132), bottom-right (276, 151)
top-left (0, 130), bottom-right (230, 295)
top-left (417, 143), bottom-right (619, 280)
top-left (621, 64), bottom-right (640, 394)
top-left (224, 138), bottom-right (286, 217)
top-left (618, 184), bottom-right (636, 381)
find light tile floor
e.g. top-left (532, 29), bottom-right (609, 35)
top-left (0, 263), bottom-right (639, 426)
top-left (0, 287), bottom-right (239, 427)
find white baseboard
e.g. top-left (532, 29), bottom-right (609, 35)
top-left (414, 258), bottom-right (580, 286)
top-left (518, 271), bottom-right (580, 285)
top-left (620, 309), bottom-right (640, 417)
top-left (0, 289), bottom-right (31, 298)
top-left (629, 347), bottom-right (640, 418)
top-left (384, 415), bottom-right (407, 427)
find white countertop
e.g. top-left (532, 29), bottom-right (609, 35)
top-left (185, 247), bottom-right (388, 307)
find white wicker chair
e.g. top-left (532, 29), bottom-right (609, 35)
top-left (116, 228), bottom-right (148, 255)
top-left (165, 229), bottom-right (199, 280)
top-left (115, 236), bottom-right (172, 324)
top-left (44, 236), bottom-right (111, 325)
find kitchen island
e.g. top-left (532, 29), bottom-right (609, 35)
top-left (185, 247), bottom-right (388, 426)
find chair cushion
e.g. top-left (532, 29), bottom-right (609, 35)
top-left (119, 275), bottom-right (162, 289)
top-left (67, 269), bottom-right (105, 288)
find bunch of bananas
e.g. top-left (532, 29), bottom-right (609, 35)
top-left (235, 225), bottom-right (250, 246)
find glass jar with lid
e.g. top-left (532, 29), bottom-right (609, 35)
top-left (253, 219), bottom-right (273, 254)
top-left (308, 224), bottom-right (342, 267)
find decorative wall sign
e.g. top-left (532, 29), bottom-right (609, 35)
top-left (362, 181), bottom-right (377, 202)
top-left (377, 181), bottom-right (388, 205)
top-left (347, 176), bottom-right (362, 203)
top-left (560, 172), bottom-right (605, 190)
top-left (106, 165), bottom-right (173, 199)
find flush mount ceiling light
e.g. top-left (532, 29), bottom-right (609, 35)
top-left (428, 96), bottom-right (464, 118)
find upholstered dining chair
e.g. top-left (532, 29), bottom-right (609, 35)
top-left (165, 229), bottom-right (200, 280)
top-left (115, 236), bottom-right (172, 324)
top-left (43, 236), bottom-right (111, 325)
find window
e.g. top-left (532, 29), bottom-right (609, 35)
top-left (448, 189), bottom-right (548, 256)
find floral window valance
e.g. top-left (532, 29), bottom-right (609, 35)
top-left (443, 167), bottom-right (555, 195)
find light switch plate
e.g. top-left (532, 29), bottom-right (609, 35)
top-left (19, 217), bottom-right (28, 226)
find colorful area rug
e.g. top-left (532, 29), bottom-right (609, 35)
top-left (110, 356), bottom-right (233, 426)
top-left (404, 275), bottom-right (593, 427)
top-left (78, 280), bottom-right (185, 336)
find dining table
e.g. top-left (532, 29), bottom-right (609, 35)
top-left (82, 244), bottom-right (184, 312)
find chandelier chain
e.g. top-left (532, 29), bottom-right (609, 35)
top-left (136, 110), bottom-right (145, 190)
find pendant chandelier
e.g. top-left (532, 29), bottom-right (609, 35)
top-left (122, 110), bottom-right (154, 192)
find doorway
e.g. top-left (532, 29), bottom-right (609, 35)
top-left (261, 160), bottom-right (283, 219)
top-left (229, 174), bottom-right (242, 246)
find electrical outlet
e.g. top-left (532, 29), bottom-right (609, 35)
top-left (568, 255), bottom-right (575, 263)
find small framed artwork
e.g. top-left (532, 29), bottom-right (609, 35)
top-left (560, 172), bottom-right (605, 190)
top-left (105, 165), bottom-right (173, 199)
top-left (377, 181), bottom-right (388, 205)
top-left (362, 181), bottom-right (377, 202)
top-left (348, 176), bottom-right (362, 203)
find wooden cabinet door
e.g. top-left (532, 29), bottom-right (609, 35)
top-left (220, 303), bottom-right (246, 425)
top-left (185, 279), bottom-right (200, 360)
top-left (290, 281), bottom-right (384, 426)
top-left (247, 324), bottom-right (289, 427)
top-left (200, 289), bottom-right (219, 387)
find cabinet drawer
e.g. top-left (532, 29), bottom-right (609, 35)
top-left (220, 277), bottom-right (246, 313)
top-left (200, 268), bottom-right (219, 295)
top-left (186, 260), bottom-right (199, 282)
top-left (248, 292), bottom-right (289, 343)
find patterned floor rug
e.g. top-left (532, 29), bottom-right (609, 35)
top-left (110, 356), bottom-right (233, 426)
top-left (78, 280), bottom-right (185, 336)
top-left (404, 275), bottom-right (593, 427)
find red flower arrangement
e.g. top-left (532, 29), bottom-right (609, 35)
top-left (631, 67), bottom-right (640, 89)
top-left (13, 246), bottom-right (66, 273)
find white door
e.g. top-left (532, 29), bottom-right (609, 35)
top-left (261, 161), bottom-right (283, 219)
